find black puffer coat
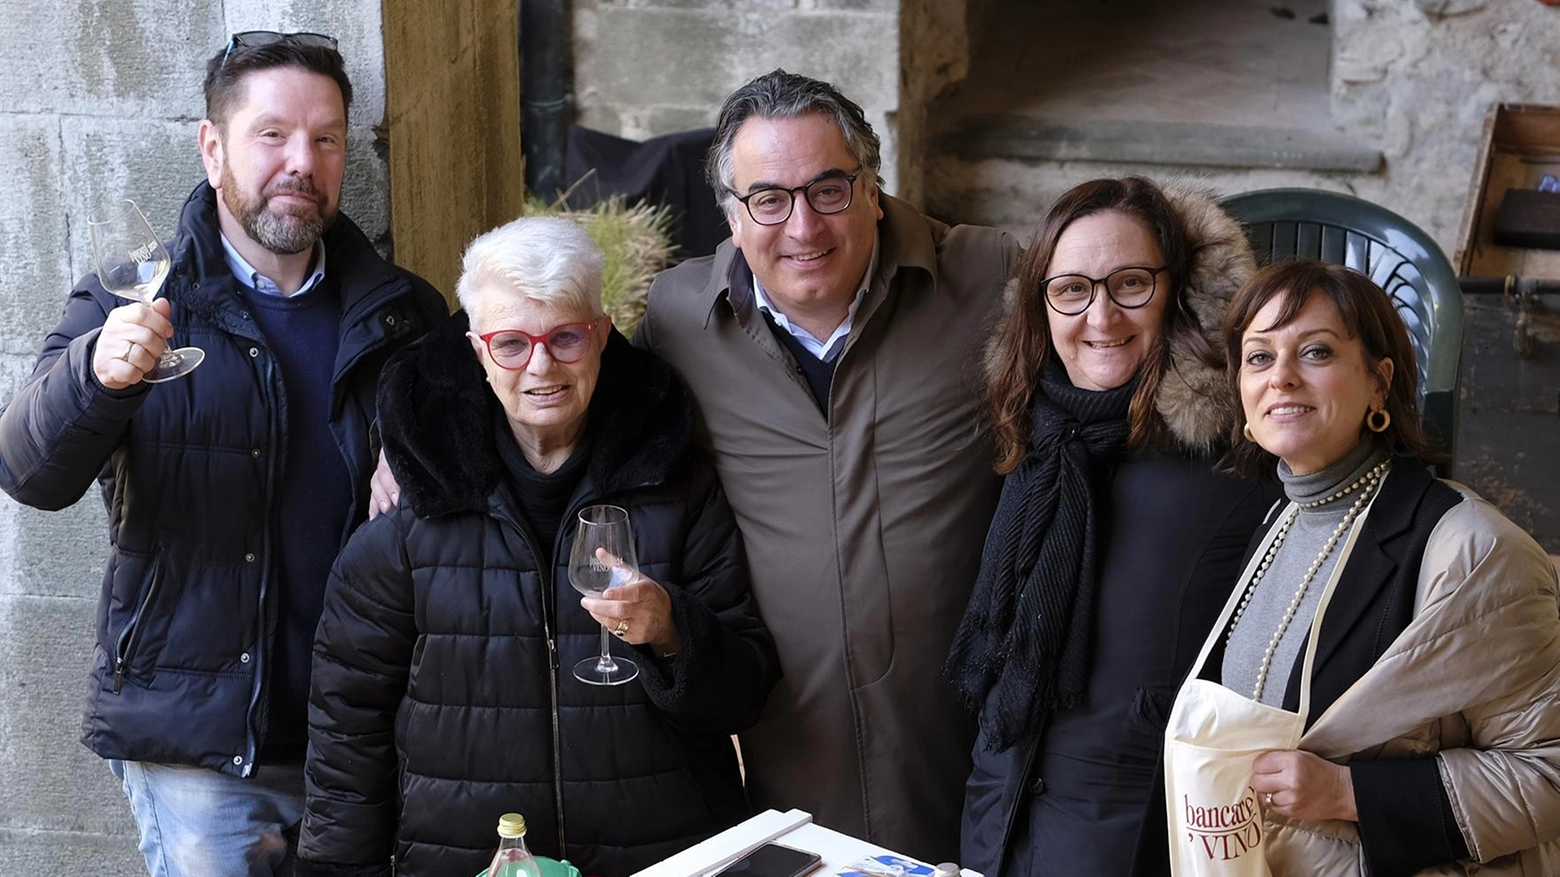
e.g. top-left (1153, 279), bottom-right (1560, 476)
top-left (0, 182), bottom-right (445, 776)
top-left (297, 313), bottom-right (780, 877)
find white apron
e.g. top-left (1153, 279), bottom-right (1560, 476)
top-left (1162, 494), bottom-right (1377, 877)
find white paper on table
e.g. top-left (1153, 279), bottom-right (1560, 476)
top-left (628, 810), bottom-right (983, 877)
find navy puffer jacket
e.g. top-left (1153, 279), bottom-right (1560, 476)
top-left (297, 314), bottom-right (780, 877)
top-left (0, 182), bottom-right (447, 775)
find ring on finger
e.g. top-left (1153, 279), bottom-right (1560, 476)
top-left (613, 619), bottom-right (629, 638)
top-left (123, 340), bottom-right (136, 361)
top-left (1264, 792), bottom-right (1274, 807)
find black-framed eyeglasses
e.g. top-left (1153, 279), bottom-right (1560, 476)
top-left (730, 166), bottom-right (863, 226)
top-left (221, 31), bottom-right (339, 69)
top-left (1041, 265), bottom-right (1169, 315)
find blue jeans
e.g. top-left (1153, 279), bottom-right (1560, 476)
top-left (110, 759), bottom-right (305, 877)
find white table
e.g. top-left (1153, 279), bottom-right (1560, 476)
top-left (630, 809), bottom-right (983, 877)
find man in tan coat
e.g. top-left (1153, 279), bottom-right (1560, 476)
top-left (635, 69), bottom-right (1018, 863)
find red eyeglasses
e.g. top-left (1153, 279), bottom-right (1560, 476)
top-left (475, 321), bottom-right (599, 370)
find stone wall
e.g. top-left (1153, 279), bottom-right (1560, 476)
top-left (572, 0), bottom-right (908, 198)
top-left (1331, 0), bottom-right (1560, 248)
top-left (0, 1), bottom-right (388, 868)
top-left (570, 1), bottom-right (1560, 251)
top-left (927, 0), bottom-right (1560, 250)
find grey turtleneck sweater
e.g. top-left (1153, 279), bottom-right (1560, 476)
top-left (1223, 441), bottom-right (1391, 706)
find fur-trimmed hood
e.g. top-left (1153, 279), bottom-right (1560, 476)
top-left (1001, 182), bottom-right (1255, 453)
top-left (377, 310), bottom-right (694, 518)
top-left (1156, 181), bottom-right (1256, 451)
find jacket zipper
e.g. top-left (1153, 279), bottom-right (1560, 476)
top-left (494, 507), bottom-right (569, 856)
top-left (112, 552), bottom-right (163, 693)
top-left (541, 563), bottom-right (567, 856)
top-left (240, 352), bottom-right (281, 777)
top-left (539, 490), bottom-right (615, 855)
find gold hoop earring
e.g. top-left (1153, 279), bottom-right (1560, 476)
top-left (1367, 408), bottom-right (1390, 433)
top-left (1242, 423), bottom-right (1255, 442)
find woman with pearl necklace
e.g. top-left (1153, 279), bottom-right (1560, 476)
top-left (1162, 260), bottom-right (1560, 877)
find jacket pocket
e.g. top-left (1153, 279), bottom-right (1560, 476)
top-left (1127, 684), bottom-right (1177, 736)
top-left (110, 547), bottom-right (163, 693)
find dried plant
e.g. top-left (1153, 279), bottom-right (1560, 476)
top-left (525, 185), bottom-right (676, 337)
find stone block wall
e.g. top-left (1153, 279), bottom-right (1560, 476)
top-left (1330, 0), bottom-right (1560, 248)
top-left (927, 0), bottom-right (1560, 251)
top-left (573, 0), bottom-right (907, 201)
top-left (0, 1), bottom-right (388, 867)
top-left (571, 1), bottom-right (1560, 252)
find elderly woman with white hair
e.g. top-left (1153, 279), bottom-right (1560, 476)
top-left (296, 217), bottom-right (779, 877)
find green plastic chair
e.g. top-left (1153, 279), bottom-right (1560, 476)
top-left (1219, 188), bottom-right (1463, 472)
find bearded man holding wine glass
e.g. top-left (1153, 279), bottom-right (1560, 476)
top-left (0, 32), bottom-right (445, 877)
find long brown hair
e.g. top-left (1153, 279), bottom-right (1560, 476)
top-left (986, 177), bottom-right (1215, 474)
top-left (1219, 260), bottom-right (1439, 478)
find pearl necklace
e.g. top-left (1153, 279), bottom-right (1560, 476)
top-left (1299, 464), bottom-right (1381, 508)
top-left (1226, 458), bottom-right (1392, 702)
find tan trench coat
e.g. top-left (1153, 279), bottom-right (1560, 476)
top-left (1266, 484), bottom-right (1560, 875)
top-left (637, 194), bottom-right (1017, 862)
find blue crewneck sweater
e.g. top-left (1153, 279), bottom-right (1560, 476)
top-left (239, 280), bottom-right (351, 760)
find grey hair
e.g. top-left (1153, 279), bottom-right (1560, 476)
top-left (706, 68), bottom-right (882, 216)
top-left (456, 217), bottom-right (604, 325)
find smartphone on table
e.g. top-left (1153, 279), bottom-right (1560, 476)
top-left (713, 842), bottom-right (824, 877)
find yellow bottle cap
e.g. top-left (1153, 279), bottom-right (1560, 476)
top-left (497, 812), bottom-right (528, 837)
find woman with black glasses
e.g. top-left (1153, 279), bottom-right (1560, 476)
top-left (948, 177), bottom-right (1278, 876)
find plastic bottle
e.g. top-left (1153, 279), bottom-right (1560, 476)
top-left (486, 812), bottom-right (542, 877)
top-left (931, 864), bottom-right (961, 877)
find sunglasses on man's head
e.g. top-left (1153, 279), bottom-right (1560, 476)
top-left (220, 30), bottom-right (339, 69)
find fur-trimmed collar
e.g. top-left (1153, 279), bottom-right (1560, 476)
top-left (378, 311), bottom-right (693, 517)
top-left (1001, 183), bottom-right (1255, 453)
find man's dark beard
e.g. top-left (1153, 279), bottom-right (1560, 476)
top-left (221, 172), bottom-right (336, 255)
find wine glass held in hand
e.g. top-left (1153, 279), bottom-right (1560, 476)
top-left (88, 199), bottom-right (205, 382)
top-left (568, 504), bottom-right (640, 686)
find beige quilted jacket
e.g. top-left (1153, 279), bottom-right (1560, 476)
top-left (1266, 485), bottom-right (1560, 876)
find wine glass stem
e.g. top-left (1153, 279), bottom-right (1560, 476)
top-left (597, 625), bottom-right (619, 672)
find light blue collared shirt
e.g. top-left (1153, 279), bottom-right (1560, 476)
top-left (752, 234), bottom-right (880, 363)
top-left (220, 235), bottom-right (327, 297)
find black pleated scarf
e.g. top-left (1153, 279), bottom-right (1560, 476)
top-left (947, 357), bottom-right (1137, 752)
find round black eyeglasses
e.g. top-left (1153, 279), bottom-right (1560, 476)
top-left (730, 167), bottom-right (863, 226)
top-left (1041, 265), bottom-right (1168, 315)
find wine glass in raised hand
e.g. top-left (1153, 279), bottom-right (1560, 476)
top-left (88, 199), bottom-right (205, 382)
